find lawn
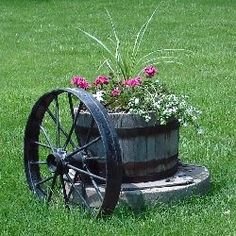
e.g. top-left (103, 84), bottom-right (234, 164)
top-left (0, 0), bottom-right (235, 235)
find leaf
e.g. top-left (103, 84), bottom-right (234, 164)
top-left (96, 59), bottom-right (109, 72)
top-left (135, 56), bottom-right (177, 71)
top-left (131, 8), bottom-right (158, 67)
top-left (78, 27), bottom-right (114, 57)
top-left (104, 59), bottom-right (116, 75)
top-left (105, 9), bottom-right (121, 60)
top-left (136, 49), bottom-right (185, 65)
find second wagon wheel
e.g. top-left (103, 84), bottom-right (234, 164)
top-left (24, 88), bottom-right (122, 217)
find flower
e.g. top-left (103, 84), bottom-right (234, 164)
top-left (71, 76), bottom-right (90, 90)
top-left (123, 77), bottom-right (142, 87)
top-left (111, 87), bottom-right (121, 97)
top-left (94, 75), bottom-right (109, 86)
top-left (144, 65), bottom-right (158, 77)
top-left (93, 91), bottom-right (104, 102)
top-left (134, 98), bottom-right (140, 105)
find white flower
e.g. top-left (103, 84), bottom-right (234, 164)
top-left (93, 91), bottom-right (104, 102)
top-left (134, 98), bottom-right (140, 105)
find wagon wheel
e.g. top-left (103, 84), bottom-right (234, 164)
top-left (24, 88), bottom-right (122, 217)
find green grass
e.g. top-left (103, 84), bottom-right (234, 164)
top-left (0, 0), bottom-right (235, 235)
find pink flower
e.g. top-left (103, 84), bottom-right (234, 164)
top-left (94, 75), bottom-right (109, 86)
top-left (123, 77), bottom-right (142, 87)
top-left (143, 65), bottom-right (158, 77)
top-left (71, 76), bottom-right (90, 90)
top-left (111, 87), bottom-right (121, 97)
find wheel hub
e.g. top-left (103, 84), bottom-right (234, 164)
top-left (46, 150), bottom-right (68, 175)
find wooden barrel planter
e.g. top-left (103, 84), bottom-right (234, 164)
top-left (76, 112), bottom-right (180, 183)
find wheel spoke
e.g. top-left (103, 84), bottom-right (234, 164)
top-left (47, 173), bottom-right (58, 203)
top-left (55, 96), bottom-right (61, 148)
top-left (39, 125), bottom-right (54, 151)
top-left (65, 173), bottom-right (91, 211)
top-left (85, 165), bottom-right (103, 202)
top-left (60, 174), bottom-right (69, 208)
top-left (35, 175), bottom-right (54, 187)
top-left (68, 93), bottom-right (75, 121)
top-left (46, 108), bottom-right (76, 148)
top-left (67, 164), bottom-right (106, 182)
top-left (63, 102), bottom-right (83, 149)
top-left (85, 156), bottom-right (105, 161)
top-left (66, 136), bottom-right (101, 159)
top-left (81, 136), bottom-right (101, 150)
top-left (33, 141), bottom-right (51, 149)
top-left (66, 172), bottom-right (78, 200)
top-left (30, 160), bottom-right (47, 165)
top-left (68, 93), bottom-right (82, 148)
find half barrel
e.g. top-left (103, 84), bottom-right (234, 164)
top-left (76, 112), bottom-right (180, 183)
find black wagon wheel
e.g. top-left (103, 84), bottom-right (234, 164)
top-left (24, 88), bottom-right (122, 217)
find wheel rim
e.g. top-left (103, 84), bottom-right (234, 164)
top-left (24, 88), bottom-right (122, 217)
